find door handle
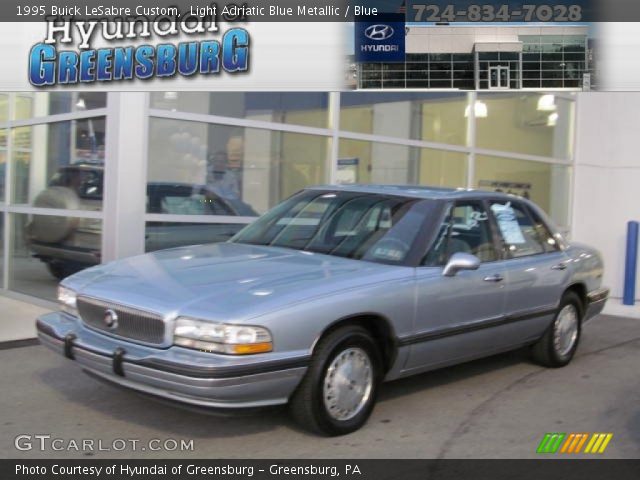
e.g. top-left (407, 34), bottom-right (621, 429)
top-left (483, 274), bottom-right (504, 282)
top-left (551, 263), bottom-right (568, 271)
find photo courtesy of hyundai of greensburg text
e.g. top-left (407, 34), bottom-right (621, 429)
top-left (0, 1), bottom-right (639, 480)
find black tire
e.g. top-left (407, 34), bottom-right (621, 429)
top-left (289, 325), bottom-right (382, 436)
top-left (531, 291), bottom-right (583, 368)
top-left (46, 262), bottom-right (79, 281)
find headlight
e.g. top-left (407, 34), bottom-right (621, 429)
top-left (173, 318), bottom-right (272, 355)
top-left (57, 286), bottom-right (78, 317)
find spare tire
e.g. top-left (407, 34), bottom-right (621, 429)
top-left (30, 187), bottom-right (80, 243)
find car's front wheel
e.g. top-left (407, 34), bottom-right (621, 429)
top-left (531, 291), bottom-right (582, 367)
top-left (289, 325), bottom-right (382, 436)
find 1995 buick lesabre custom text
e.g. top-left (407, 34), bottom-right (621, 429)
top-left (37, 186), bottom-right (609, 435)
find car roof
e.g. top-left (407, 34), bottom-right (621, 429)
top-left (307, 184), bottom-right (525, 202)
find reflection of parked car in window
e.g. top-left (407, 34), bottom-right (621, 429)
top-left (26, 163), bottom-right (257, 279)
top-left (37, 186), bottom-right (608, 435)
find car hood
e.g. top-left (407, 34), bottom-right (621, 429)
top-left (66, 243), bottom-right (401, 322)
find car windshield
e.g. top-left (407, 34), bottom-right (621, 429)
top-left (231, 190), bottom-right (430, 264)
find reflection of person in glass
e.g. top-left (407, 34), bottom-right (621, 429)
top-left (206, 134), bottom-right (243, 199)
top-left (207, 151), bottom-right (238, 199)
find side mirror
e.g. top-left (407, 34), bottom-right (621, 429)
top-left (442, 252), bottom-right (481, 277)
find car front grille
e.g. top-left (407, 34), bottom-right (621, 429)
top-left (77, 296), bottom-right (165, 345)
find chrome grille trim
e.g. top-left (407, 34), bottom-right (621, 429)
top-left (77, 296), bottom-right (165, 346)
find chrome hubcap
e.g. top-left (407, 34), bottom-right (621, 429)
top-left (554, 304), bottom-right (579, 356)
top-left (323, 347), bottom-right (373, 421)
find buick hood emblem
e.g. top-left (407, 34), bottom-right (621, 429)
top-left (364, 24), bottom-right (394, 41)
top-left (103, 309), bottom-right (119, 329)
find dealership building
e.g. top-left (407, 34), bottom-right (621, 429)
top-left (0, 91), bottom-right (636, 341)
top-left (358, 25), bottom-right (590, 90)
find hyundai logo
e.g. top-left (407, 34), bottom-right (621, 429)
top-left (364, 24), bottom-right (394, 41)
top-left (103, 309), bottom-right (119, 330)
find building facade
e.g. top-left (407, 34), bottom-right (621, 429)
top-left (358, 25), bottom-right (589, 90)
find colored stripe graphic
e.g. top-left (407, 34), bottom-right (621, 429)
top-left (539, 433), bottom-right (613, 454)
top-left (584, 433), bottom-right (613, 454)
top-left (537, 433), bottom-right (566, 453)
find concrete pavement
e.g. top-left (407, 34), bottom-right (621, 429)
top-left (1, 314), bottom-right (639, 459)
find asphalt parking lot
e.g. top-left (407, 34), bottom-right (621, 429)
top-left (2, 314), bottom-right (639, 459)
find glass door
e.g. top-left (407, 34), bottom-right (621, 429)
top-left (489, 66), bottom-right (510, 89)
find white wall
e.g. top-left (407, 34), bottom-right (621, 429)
top-left (572, 93), bottom-right (640, 301)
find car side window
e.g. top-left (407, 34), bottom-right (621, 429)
top-left (527, 207), bottom-right (561, 253)
top-left (423, 201), bottom-right (497, 266)
top-left (489, 200), bottom-right (545, 258)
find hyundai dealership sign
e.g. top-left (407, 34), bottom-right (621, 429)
top-left (355, 14), bottom-right (406, 62)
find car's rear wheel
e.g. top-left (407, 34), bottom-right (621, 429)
top-left (289, 325), bottom-right (382, 436)
top-left (531, 291), bottom-right (582, 367)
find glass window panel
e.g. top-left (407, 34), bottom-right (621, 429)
top-left (474, 155), bottom-right (570, 226)
top-left (10, 213), bottom-right (101, 300)
top-left (406, 80), bottom-right (430, 88)
top-left (476, 94), bottom-right (574, 159)
top-left (523, 62), bottom-right (542, 71)
top-left (406, 54), bottom-right (429, 62)
top-left (453, 62), bottom-right (474, 72)
top-left (407, 71), bottom-right (429, 80)
top-left (361, 80), bottom-right (382, 89)
top-left (11, 118), bottom-right (106, 208)
top-left (430, 71), bottom-right (452, 80)
top-left (0, 94), bottom-right (8, 122)
top-left (338, 139), bottom-right (467, 188)
top-left (145, 222), bottom-right (247, 253)
top-left (15, 93), bottom-right (106, 120)
top-left (147, 118), bottom-right (327, 215)
top-left (541, 79), bottom-right (561, 88)
top-left (564, 53), bottom-right (586, 61)
top-left (430, 54), bottom-right (452, 62)
top-left (489, 200), bottom-right (545, 258)
top-left (430, 62), bottom-right (451, 71)
top-left (0, 213), bottom-right (3, 286)
top-left (14, 95), bottom-right (33, 121)
top-left (520, 36), bottom-right (541, 44)
top-left (340, 92), bottom-right (468, 146)
top-left (499, 52), bottom-right (519, 61)
top-left (479, 53), bottom-right (500, 61)
top-left (382, 80), bottom-right (406, 88)
top-left (150, 93), bottom-right (329, 129)
top-left (0, 149), bottom-right (5, 201)
top-left (523, 79), bottom-right (541, 88)
top-left (563, 35), bottom-right (586, 46)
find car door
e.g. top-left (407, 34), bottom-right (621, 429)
top-left (487, 198), bottom-right (570, 343)
top-left (405, 200), bottom-right (507, 372)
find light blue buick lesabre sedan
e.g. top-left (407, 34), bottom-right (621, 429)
top-left (37, 185), bottom-right (609, 435)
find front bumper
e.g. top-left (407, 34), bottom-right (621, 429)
top-left (36, 312), bottom-right (309, 409)
top-left (585, 287), bottom-right (609, 321)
